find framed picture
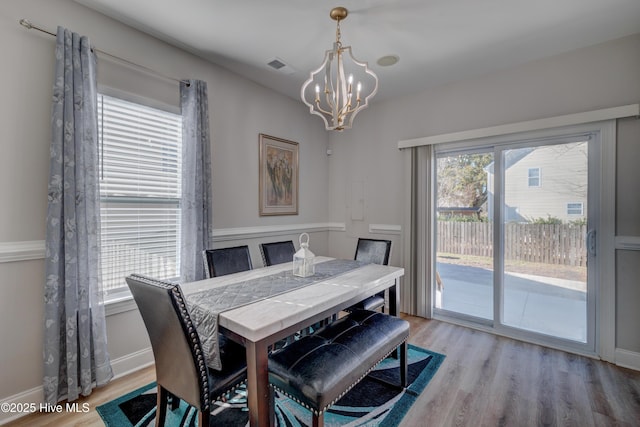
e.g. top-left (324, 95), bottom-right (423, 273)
top-left (259, 134), bottom-right (299, 216)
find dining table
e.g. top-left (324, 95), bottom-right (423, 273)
top-left (181, 256), bottom-right (404, 426)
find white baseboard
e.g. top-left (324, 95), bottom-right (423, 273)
top-left (0, 347), bottom-right (153, 425)
top-left (110, 347), bottom-right (154, 379)
top-left (615, 348), bottom-right (640, 371)
top-left (0, 385), bottom-right (43, 425)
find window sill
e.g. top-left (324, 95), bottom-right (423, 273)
top-left (103, 276), bottom-right (179, 317)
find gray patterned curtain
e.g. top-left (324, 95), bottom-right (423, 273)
top-left (43, 27), bottom-right (113, 404)
top-left (180, 80), bottom-right (213, 282)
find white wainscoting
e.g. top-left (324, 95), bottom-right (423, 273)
top-left (614, 235), bottom-right (640, 371)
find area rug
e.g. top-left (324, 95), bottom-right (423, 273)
top-left (97, 344), bottom-right (444, 427)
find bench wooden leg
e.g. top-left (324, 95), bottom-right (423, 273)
top-left (198, 409), bottom-right (210, 427)
top-left (156, 386), bottom-right (168, 427)
top-left (400, 341), bottom-right (408, 388)
top-left (269, 386), bottom-right (276, 426)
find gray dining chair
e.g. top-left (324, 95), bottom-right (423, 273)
top-left (126, 274), bottom-right (247, 427)
top-left (259, 240), bottom-right (296, 266)
top-left (203, 245), bottom-right (253, 278)
top-left (346, 238), bottom-right (392, 312)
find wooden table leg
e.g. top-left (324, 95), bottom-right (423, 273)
top-left (245, 339), bottom-right (272, 426)
top-left (389, 279), bottom-right (400, 359)
top-left (388, 278), bottom-right (398, 316)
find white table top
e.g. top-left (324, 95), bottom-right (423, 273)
top-left (181, 256), bottom-right (404, 343)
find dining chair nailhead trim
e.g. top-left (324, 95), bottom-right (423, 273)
top-left (129, 274), bottom-right (212, 409)
top-left (213, 379), bottom-right (248, 402)
top-left (129, 273), bottom-right (249, 418)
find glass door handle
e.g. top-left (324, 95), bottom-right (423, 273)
top-left (587, 229), bottom-right (596, 257)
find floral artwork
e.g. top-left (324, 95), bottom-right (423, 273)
top-left (266, 145), bottom-right (294, 205)
top-left (259, 134), bottom-right (299, 215)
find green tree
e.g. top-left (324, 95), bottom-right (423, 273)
top-left (437, 153), bottom-right (493, 211)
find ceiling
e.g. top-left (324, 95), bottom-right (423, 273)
top-left (75, 0), bottom-right (640, 103)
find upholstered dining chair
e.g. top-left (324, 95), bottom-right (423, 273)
top-left (346, 238), bottom-right (392, 312)
top-left (126, 274), bottom-right (247, 427)
top-left (202, 245), bottom-right (253, 278)
top-left (259, 240), bottom-right (296, 266)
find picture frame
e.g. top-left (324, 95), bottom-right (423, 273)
top-left (259, 134), bottom-right (299, 216)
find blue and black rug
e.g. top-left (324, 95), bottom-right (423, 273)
top-left (97, 344), bottom-right (444, 427)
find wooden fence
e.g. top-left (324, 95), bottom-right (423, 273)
top-left (437, 222), bottom-right (587, 266)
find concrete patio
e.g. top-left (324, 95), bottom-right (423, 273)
top-left (436, 262), bottom-right (587, 342)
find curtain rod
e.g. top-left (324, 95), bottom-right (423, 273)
top-left (19, 19), bottom-right (189, 86)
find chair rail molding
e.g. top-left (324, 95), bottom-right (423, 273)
top-left (0, 240), bottom-right (45, 263)
top-left (0, 225), bottom-right (350, 261)
top-left (369, 224), bottom-right (402, 235)
top-left (210, 222), bottom-right (346, 242)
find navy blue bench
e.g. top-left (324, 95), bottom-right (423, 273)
top-left (268, 309), bottom-right (409, 427)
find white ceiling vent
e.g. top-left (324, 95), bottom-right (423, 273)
top-left (266, 57), bottom-right (296, 75)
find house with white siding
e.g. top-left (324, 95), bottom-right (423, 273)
top-left (486, 140), bottom-right (588, 223)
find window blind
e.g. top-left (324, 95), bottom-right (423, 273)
top-left (98, 94), bottom-right (182, 296)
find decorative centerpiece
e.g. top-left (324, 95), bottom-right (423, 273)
top-left (293, 232), bottom-right (315, 277)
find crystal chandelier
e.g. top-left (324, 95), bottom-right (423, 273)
top-left (301, 7), bottom-right (378, 131)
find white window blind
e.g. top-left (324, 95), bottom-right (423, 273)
top-left (98, 94), bottom-right (182, 297)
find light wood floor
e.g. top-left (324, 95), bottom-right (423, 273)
top-left (7, 316), bottom-right (640, 426)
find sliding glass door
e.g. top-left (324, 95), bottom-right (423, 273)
top-left (435, 150), bottom-right (494, 322)
top-left (500, 141), bottom-right (590, 342)
top-left (434, 133), bottom-right (596, 350)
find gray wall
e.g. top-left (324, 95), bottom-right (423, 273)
top-left (326, 34), bottom-right (640, 353)
top-left (0, 0), bottom-right (329, 402)
top-left (1, 0), bottom-right (639, 407)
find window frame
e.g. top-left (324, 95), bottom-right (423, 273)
top-left (567, 202), bottom-right (584, 215)
top-left (97, 91), bottom-right (183, 305)
top-left (430, 121), bottom-right (615, 359)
